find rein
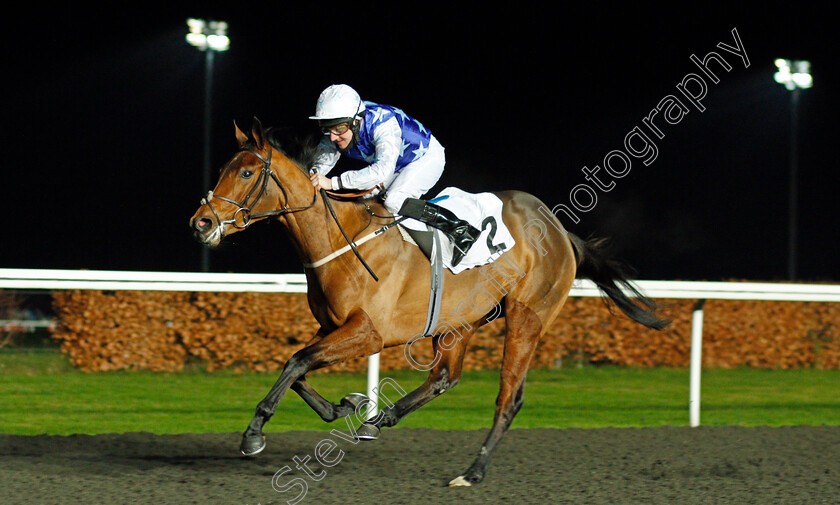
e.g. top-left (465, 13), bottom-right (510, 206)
top-left (319, 188), bottom-right (381, 282)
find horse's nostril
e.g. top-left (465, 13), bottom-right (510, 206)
top-left (194, 217), bottom-right (212, 231)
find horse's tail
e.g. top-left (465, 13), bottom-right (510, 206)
top-left (569, 233), bottom-right (670, 330)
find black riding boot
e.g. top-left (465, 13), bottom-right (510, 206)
top-left (398, 198), bottom-right (481, 266)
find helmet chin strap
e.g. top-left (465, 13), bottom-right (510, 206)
top-left (350, 98), bottom-right (363, 145)
top-left (350, 116), bottom-right (362, 146)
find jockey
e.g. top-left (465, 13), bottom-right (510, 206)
top-left (309, 84), bottom-right (480, 266)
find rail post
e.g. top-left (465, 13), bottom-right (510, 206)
top-left (366, 353), bottom-right (380, 420)
top-left (689, 299), bottom-right (706, 427)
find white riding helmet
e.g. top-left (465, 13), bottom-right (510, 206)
top-left (309, 84), bottom-right (366, 122)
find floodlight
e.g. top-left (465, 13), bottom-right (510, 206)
top-left (774, 58), bottom-right (812, 90)
top-left (186, 18), bottom-right (229, 52)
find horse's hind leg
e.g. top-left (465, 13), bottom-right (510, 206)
top-left (449, 299), bottom-right (541, 486)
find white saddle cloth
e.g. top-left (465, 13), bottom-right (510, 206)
top-left (399, 187), bottom-right (515, 274)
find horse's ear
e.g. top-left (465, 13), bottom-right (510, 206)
top-left (234, 121), bottom-right (249, 148)
top-left (251, 117), bottom-right (265, 150)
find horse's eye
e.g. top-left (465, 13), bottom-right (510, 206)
top-left (241, 170), bottom-right (254, 179)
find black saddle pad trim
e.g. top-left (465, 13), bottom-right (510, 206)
top-left (405, 228), bottom-right (434, 259)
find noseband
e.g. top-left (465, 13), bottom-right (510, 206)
top-left (200, 147), bottom-right (317, 233)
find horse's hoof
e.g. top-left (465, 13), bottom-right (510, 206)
top-left (356, 423), bottom-right (380, 441)
top-left (448, 475), bottom-right (472, 487)
top-left (240, 433), bottom-right (266, 457)
top-left (448, 467), bottom-right (484, 487)
top-left (340, 392), bottom-right (370, 411)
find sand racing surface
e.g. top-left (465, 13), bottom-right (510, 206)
top-left (2, 426), bottom-right (838, 504)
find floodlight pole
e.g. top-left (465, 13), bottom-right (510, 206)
top-left (787, 88), bottom-right (800, 281)
top-left (774, 58), bottom-right (811, 281)
top-left (203, 49), bottom-right (214, 205)
top-left (201, 49), bottom-right (214, 273)
top-left (187, 19), bottom-right (229, 272)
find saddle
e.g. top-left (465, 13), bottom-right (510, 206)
top-left (400, 226), bottom-right (435, 259)
top-left (397, 188), bottom-right (517, 337)
top-left (312, 186), bottom-right (515, 337)
top-left (399, 187), bottom-right (515, 274)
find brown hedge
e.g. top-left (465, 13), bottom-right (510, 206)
top-left (51, 289), bottom-right (839, 372)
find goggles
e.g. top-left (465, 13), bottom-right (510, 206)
top-left (321, 122), bottom-right (351, 136)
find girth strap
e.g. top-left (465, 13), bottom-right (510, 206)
top-left (422, 230), bottom-right (445, 336)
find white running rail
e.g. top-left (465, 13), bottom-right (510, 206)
top-left (3, 268), bottom-right (838, 426)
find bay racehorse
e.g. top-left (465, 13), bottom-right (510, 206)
top-left (189, 119), bottom-right (668, 486)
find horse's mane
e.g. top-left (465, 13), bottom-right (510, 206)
top-left (264, 125), bottom-right (322, 174)
top-left (262, 123), bottom-right (392, 218)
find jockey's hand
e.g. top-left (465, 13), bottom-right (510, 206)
top-left (310, 172), bottom-right (332, 191)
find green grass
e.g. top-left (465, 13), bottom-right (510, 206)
top-left (1, 350), bottom-right (838, 435)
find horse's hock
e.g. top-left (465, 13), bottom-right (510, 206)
top-left (51, 290), bottom-right (840, 372)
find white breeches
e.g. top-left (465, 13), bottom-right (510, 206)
top-left (381, 136), bottom-right (445, 214)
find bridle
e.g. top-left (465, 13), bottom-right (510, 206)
top-left (200, 146), bottom-right (317, 233)
top-left (199, 143), bottom-right (383, 281)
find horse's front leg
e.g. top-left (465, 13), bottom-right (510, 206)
top-left (357, 329), bottom-right (474, 439)
top-left (287, 329), bottom-right (371, 422)
top-left (240, 310), bottom-right (382, 456)
top-left (291, 377), bottom-right (370, 422)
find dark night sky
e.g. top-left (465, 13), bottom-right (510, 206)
top-left (2, 5), bottom-right (836, 282)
